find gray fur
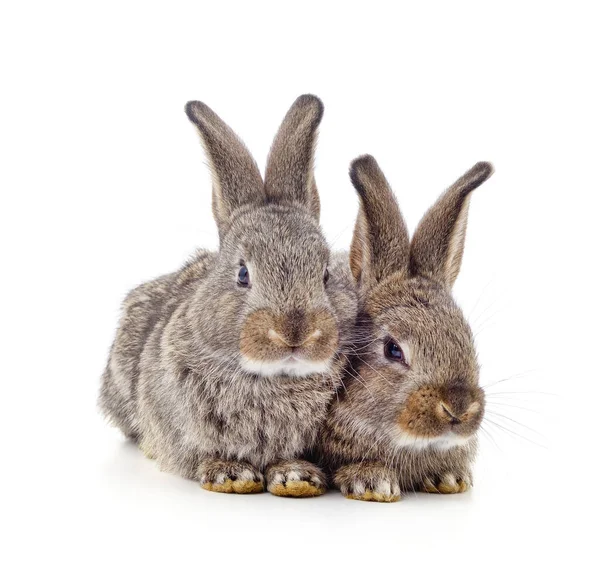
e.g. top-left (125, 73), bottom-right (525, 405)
top-left (99, 96), bottom-right (358, 494)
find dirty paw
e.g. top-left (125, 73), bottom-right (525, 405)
top-left (266, 460), bottom-right (327, 498)
top-left (422, 473), bottom-right (470, 494)
top-left (198, 459), bottom-right (264, 494)
top-left (335, 463), bottom-right (400, 503)
top-left (139, 441), bottom-right (156, 460)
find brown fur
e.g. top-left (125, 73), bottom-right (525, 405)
top-left (240, 307), bottom-right (338, 364)
top-left (317, 155), bottom-right (493, 502)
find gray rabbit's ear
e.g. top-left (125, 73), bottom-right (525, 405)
top-left (409, 162), bottom-right (493, 289)
top-left (264, 94), bottom-right (324, 219)
top-left (349, 155), bottom-right (410, 288)
top-left (185, 101), bottom-right (265, 237)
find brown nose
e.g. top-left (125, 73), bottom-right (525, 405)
top-left (240, 307), bottom-right (338, 364)
top-left (439, 402), bottom-right (462, 425)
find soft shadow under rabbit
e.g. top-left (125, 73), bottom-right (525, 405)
top-left (99, 95), bottom-right (357, 497)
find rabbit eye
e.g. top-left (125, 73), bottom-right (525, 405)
top-left (323, 268), bottom-right (329, 285)
top-left (384, 338), bottom-right (407, 365)
top-left (237, 264), bottom-right (250, 287)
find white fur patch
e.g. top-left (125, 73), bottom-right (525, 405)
top-left (238, 469), bottom-right (257, 482)
top-left (352, 481), bottom-right (366, 496)
top-left (239, 356), bottom-right (332, 378)
top-left (272, 473), bottom-right (285, 485)
top-left (391, 430), bottom-right (474, 451)
top-left (441, 473), bottom-right (458, 489)
top-left (310, 475), bottom-right (323, 486)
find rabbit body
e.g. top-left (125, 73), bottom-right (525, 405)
top-left (100, 96), bottom-right (358, 495)
top-left (317, 156), bottom-right (493, 502)
top-left (101, 249), bottom-right (355, 479)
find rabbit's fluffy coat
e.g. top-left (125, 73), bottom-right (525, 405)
top-left (316, 156), bottom-right (493, 502)
top-left (99, 96), bottom-right (358, 496)
top-left (100, 95), bottom-right (493, 503)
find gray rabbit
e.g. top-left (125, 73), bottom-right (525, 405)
top-left (99, 95), bottom-right (358, 497)
top-left (317, 155), bottom-right (493, 502)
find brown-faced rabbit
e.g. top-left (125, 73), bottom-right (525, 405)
top-left (99, 95), bottom-right (357, 497)
top-left (317, 155), bottom-right (493, 502)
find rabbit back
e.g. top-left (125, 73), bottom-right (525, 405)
top-left (99, 250), bottom-right (215, 441)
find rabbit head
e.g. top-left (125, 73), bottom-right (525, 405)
top-left (185, 95), bottom-right (344, 378)
top-left (345, 155), bottom-right (493, 450)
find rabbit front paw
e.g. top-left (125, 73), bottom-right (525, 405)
top-left (334, 463), bottom-right (401, 503)
top-left (421, 473), bottom-right (471, 494)
top-left (198, 459), bottom-right (264, 494)
top-left (266, 460), bottom-right (327, 497)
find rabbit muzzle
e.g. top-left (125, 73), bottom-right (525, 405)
top-left (396, 383), bottom-right (485, 446)
top-left (239, 307), bottom-right (339, 377)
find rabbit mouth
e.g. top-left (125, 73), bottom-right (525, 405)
top-left (239, 308), bottom-right (339, 373)
top-left (239, 354), bottom-right (333, 378)
top-left (394, 385), bottom-right (485, 448)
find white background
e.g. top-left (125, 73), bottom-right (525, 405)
top-left (2, 1), bottom-right (598, 583)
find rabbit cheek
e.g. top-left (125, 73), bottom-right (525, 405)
top-left (295, 308), bottom-right (339, 363)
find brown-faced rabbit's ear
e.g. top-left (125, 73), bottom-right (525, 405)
top-left (349, 155), bottom-right (410, 288)
top-left (409, 162), bottom-right (493, 289)
top-left (264, 95), bottom-right (324, 219)
top-left (185, 101), bottom-right (265, 239)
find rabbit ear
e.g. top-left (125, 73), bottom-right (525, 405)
top-left (185, 101), bottom-right (265, 238)
top-left (349, 155), bottom-right (410, 287)
top-left (409, 162), bottom-right (493, 289)
top-left (264, 95), bottom-right (324, 218)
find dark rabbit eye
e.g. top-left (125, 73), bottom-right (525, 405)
top-left (384, 338), bottom-right (407, 364)
top-left (237, 264), bottom-right (250, 287)
top-left (323, 268), bottom-right (329, 285)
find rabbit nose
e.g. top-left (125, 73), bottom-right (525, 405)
top-left (438, 402), bottom-right (462, 425)
top-left (266, 309), bottom-right (327, 348)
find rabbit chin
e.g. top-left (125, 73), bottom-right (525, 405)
top-left (239, 356), bottom-right (332, 378)
top-left (391, 429), bottom-right (475, 451)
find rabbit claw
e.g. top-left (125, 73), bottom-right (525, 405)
top-left (344, 479), bottom-right (401, 503)
top-left (335, 464), bottom-right (401, 503)
top-left (422, 474), bottom-right (470, 494)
